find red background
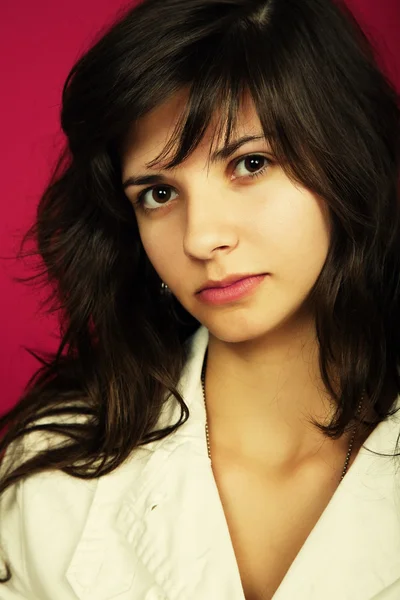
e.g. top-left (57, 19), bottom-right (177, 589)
top-left (0, 0), bottom-right (399, 413)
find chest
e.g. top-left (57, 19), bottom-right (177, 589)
top-left (211, 457), bottom-right (343, 600)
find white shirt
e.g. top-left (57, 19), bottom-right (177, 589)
top-left (1, 325), bottom-right (400, 600)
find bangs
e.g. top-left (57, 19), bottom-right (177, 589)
top-left (113, 0), bottom-right (382, 214)
top-left (142, 22), bottom-right (282, 173)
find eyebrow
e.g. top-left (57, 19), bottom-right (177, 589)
top-left (122, 134), bottom-right (267, 190)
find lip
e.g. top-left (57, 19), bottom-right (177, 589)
top-left (196, 273), bottom-right (265, 293)
top-left (196, 274), bottom-right (268, 306)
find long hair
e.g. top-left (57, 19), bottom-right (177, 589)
top-left (1, 0), bottom-right (400, 581)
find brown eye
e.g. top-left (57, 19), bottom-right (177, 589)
top-left (233, 154), bottom-right (270, 178)
top-left (137, 185), bottom-right (178, 210)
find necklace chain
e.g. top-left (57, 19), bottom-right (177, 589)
top-left (200, 352), bottom-right (364, 482)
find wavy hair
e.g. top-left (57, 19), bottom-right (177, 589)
top-left (1, 0), bottom-right (400, 581)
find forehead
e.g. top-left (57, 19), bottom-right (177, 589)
top-left (121, 88), bottom-right (262, 171)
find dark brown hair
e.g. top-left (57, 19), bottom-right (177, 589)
top-left (1, 0), bottom-right (400, 582)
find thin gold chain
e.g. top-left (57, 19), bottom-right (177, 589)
top-left (201, 352), bottom-right (363, 482)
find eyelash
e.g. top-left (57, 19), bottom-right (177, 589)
top-left (133, 153), bottom-right (272, 214)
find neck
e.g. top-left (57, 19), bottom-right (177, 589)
top-left (202, 316), bottom-right (362, 475)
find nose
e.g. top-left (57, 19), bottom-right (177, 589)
top-left (182, 187), bottom-right (239, 261)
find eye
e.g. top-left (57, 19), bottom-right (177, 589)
top-left (232, 154), bottom-right (270, 178)
top-left (136, 185), bottom-right (178, 211)
top-left (132, 153), bottom-right (271, 213)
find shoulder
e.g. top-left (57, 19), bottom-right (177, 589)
top-left (0, 413), bottom-right (99, 592)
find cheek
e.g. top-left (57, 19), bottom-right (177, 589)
top-left (249, 188), bottom-right (330, 272)
top-left (141, 235), bottom-right (164, 271)
top-left (139, 224), bottom-right (181, 278)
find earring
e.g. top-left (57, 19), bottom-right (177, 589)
top-left (160, 281), bottom-right (171, 295)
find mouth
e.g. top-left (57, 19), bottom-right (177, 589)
top-left (196, 273), bottom-right (269, 306)
top-left (196, 273), bottom-right (268, 293)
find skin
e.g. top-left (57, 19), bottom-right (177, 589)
top-left (121, 89), bottom-right (359, 477)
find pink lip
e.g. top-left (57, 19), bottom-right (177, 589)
top-left (197, 274), bottom-right (268, 305)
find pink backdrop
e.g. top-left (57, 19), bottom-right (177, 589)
top-left (1, 0), bottom-right (399, 414)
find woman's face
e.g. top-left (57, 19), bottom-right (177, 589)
top-left (121, 91), bottom-right (331, 343)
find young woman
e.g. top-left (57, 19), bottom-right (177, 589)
top-left (1, 0), bottom-right (400, 598)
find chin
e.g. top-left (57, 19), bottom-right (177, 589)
top-left (199, 301), bottom-right (312, 346)
top-left (202, 313), bottom-right (275, 344)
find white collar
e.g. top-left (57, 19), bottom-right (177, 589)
top-left (66, 324), bottom-right (400, 600)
